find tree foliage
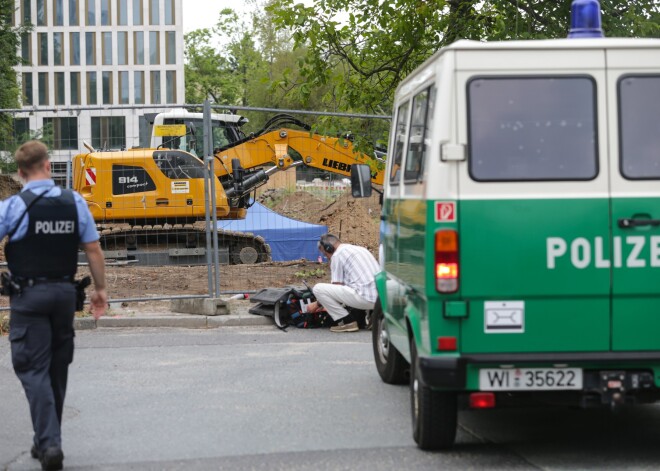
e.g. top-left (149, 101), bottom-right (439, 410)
top-left (0, 0), bottom-right (31, 151)
top-left (267, 0), bottom-right (660, 114)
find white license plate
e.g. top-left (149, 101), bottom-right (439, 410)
top-left (479, 368), bottom-right (583, 391)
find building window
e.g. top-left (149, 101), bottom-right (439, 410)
top-left (134, 71), bottom-right (144, 104)
top-left (55, 72), bottom-right (65, 105)
top-left (87, 71), bottom-right (97, 105)
top-left (150, 0), bottom-right (159, 25)
top-left (54, 0), bottom-right (63, 26)
top-left (134, 32), bottom-right (144, 65)
top-left (86, 0), bottom-right (95, 25)
top-left (14, 118), bottom-right (31, 142)
top-left (150, 71), bottom-right (160, 104)
top-left (149, 31), bottom-right (159, 65)
top-left (70, 32), bottom-right (80, 65)
top-left (165, 31), bottom-right (176, 65)
top-left (117, 32), bottom-right (128, 65)
top-left (69, 0), bottom-right (79, 25)
top-left (166, 71), bottom-right (176, 103)
top-left (102, 32), bottom-right (112, 65)
top-left (85, 32), bottom-right (96, 65)
top-left (53, 32), bottom-right (64, 66)
top-left (118, 0), bottom-right (127, 25)
top-left (22, 73), bottom-right (33, 106)
top-left (38, 72), bottom-right (49, 105)
top-left (21, 33), bottom-right (31, 63)
top-left (101, 0), bottom-right (111, 25)
top-left (38, 33), bottom-right (48, 65)
top-left (133, 0), bottom-right (143, 25)
top-left (118, 71), bottom-right (129, 104)
top-left (164, 0), bottom-right (174, 25)
top-left (92, 117), bottom-right (126, 150)
top-left (43, 117), bottom-right (78, 150)
top-left (22, 0), bottom-right (31, 24)
top-left (37, 0), bottom-right (47, 26)
top-left (102, 71), bottom-right (113, 104)
top-left (70, 72), bottom-right (80, 105)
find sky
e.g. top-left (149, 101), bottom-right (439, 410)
top-left (182, 0), bottom-right (255, 34)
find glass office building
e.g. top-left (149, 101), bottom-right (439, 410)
top-left (12, 0), bottom-right (184, 174)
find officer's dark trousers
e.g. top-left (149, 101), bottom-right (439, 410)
top-left (9, 282), bottom-right (76, 451)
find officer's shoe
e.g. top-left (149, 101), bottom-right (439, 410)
top-left (31, 444), bottom-right (39, 459)
top-left (40, 446), bottom-right (64, 471)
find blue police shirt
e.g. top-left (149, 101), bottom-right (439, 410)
top-left (0, 179), bottom-right (99, 243)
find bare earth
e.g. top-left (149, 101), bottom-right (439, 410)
top-left (0, 177), bottom-right (382, 311)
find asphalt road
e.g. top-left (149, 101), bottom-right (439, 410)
top-left (2, 326), bottom-right (660, 470)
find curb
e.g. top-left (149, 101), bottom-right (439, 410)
top-left (74, 314), bottom-right (274, 330)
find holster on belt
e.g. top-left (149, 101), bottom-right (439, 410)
top-left (74, 276), bottom-right (92, 311)
top-left (0, 272), bottom-right (21, 296)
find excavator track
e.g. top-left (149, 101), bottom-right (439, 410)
top-left (94, 223), bottom-right (272, 266)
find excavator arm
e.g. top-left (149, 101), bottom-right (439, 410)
top-left (210, 114), bottom-right (385, 199)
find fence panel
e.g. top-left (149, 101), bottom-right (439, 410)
top-left (0, 104), bottom-right (387, 305)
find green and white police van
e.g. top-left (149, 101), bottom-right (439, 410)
top-left (351, 0), bottom-right (660, 451)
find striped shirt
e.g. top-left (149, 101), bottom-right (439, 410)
top-left (330, 244), bottom-right (380, 303)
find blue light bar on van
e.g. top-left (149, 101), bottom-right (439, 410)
top-left (568, 0), bottom-right (604, 38)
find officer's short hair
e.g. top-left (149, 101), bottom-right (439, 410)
top-left (15, 140), bottom-right (49, 173)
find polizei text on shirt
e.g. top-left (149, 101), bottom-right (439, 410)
top-left (35, 220), bottom-right (75, 234)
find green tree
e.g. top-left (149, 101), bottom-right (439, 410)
top-left (267, 0), bottom-right (660, 115)
top-left (0, 0), bottom-right (30, 150)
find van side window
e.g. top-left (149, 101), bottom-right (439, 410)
top-left (389, 101), bottom-right (410, 184)
top-left (619, 75), bottom-right (660, 180)
top-left (468, 76), bottom-right (598, 181)
top-left (404, 86), bottom-right (435, 182)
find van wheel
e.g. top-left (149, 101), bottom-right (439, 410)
top-left (372, 296), bottom-right (408, 384)
top-left (410, 339), bottom-right (458, 450)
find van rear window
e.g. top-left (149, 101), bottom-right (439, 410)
top-left (467, 76), bottom-right (598, 182)
top-left (619, 75), bottom-right (660, 180)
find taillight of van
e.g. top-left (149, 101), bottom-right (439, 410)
top-left (435, 230), bottom-right (459, 293)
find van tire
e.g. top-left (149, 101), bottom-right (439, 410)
top-left (410, 340), bottom-right (458, 450)
top-left (372, 296), bottom-right (408, 384)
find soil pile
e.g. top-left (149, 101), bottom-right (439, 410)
top-left (259, 189), bottom-right (381, 254)
top-left (0, 175), bottom-right (22, 199)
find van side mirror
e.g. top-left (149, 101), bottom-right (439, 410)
top-left (350, 164), bottom-right (372, 198)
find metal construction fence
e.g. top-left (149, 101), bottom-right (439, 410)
top-left (0, 103), bottom-right (388, 305)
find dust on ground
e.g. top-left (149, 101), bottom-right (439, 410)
top-left (0, 177), bottom-right (381, 312)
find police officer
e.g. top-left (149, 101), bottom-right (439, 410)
top-left (1, 141), bottom-right (107, 471)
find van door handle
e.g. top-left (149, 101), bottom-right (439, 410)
top-left (156, 198), bottom-right (169, 206)
top-left (618, 218), bottom-right (660, 228)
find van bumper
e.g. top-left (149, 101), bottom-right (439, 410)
top-left (418, 351), bottom-right (660, 389)
top-left (417, 356), bottom-right (467, 388)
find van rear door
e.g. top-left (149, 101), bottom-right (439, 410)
top-left (609, 51), bottom-right (660, 351)
top-left (455, 50), bottom-right (611, 354)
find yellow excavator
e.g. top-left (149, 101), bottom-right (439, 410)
top-left (72, 110), bottom-right (385, 265)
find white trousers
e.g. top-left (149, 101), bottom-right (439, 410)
top-left (312, 283), bottom-right (375, 321)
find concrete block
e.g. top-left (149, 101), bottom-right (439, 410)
top-left (74, 317), bottom-right (97, 330)
top-left (169, 298), bottom-right (229, 316)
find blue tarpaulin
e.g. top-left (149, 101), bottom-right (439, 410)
top-left (218, 202), bottom-right (327, 262)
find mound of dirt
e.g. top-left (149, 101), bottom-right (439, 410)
top-left (0, 175), bottom-right (22, 199)
top-left (259, 189), bottom-right (381, 254)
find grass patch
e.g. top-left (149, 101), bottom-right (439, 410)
top-left (294, 268), bottom-right (326, 279)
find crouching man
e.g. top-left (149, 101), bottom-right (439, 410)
top-left (307, 234), bottom-right (379, 332)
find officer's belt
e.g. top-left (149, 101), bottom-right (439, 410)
top-left (13, 276), bottom-right (74, 287)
